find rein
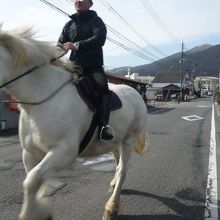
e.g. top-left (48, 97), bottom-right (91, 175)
top-left (0, 49), bottom-right (83, 105)
top-left (0, 48), bottom-right (67, 89)
top-left (0, 78), bottom-right (76, 105)
top-left (0, 65), bottom-right (41, 89)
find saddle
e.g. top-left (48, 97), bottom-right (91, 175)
top-left (75, 77), bottom-right (122, 111)
top-left (75, 77), bottom-right (122, 154)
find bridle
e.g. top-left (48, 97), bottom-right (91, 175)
top-left (0, 65), bottom-right (44, 90)
top-left (0, 49), bottom-right (82, 105)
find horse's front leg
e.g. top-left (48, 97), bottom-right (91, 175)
top-left (103, 142), bottom-right (132, 220)
top-left (19, 142), bottom-right (77, 220)
top-left (22, 149), bottom-right (42, 173)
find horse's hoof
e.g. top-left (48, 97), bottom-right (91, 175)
top-left (47, 216), bottom-right (53, 220)
top-left (102, 209), bottom-right (118, 220)
top-left (108, 185), bottom-right (115, 193)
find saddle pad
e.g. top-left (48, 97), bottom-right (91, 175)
top-left (76, 79), bottom-right (122, 154)
top-left (76, 80), bottom-right (122, 111)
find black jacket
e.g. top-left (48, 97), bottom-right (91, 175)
top-left (58, 10), bottom-right (107, 68)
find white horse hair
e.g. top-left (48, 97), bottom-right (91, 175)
top-left (0, 26), bottom-right (149, 220)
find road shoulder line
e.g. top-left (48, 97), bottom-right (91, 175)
top-left (205, 104), bottom-right (218, 219)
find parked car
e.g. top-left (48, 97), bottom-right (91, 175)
top-left (155, 94), bottom-right (163, 101)
top-left (170, 93), bottom-right (178, 101)
top-left (201, 90), bottom-right (207, 98)
top-left (207, 91), bottom-right (213, 96)
top-left (189, 94), bottom-right (197, 100)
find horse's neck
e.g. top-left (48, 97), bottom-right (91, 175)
top-left (6, 65), bottom-right (72, 104)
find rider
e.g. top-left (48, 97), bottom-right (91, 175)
top-left (58, 0), bottom-right (114, 141)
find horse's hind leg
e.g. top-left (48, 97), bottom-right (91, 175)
top-left (103, 141), bottom-right (132, 220)
top-left (19, 143), bottom-right (77, 220)
top-left (109, 148), bottom-right (120, 193)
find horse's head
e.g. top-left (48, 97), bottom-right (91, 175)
top-left (4, 26), bottom-right (61, 65)
top-left (0, 26), bottom-right (74, 89)
top-left (0, 26), bottom-right (39, 85)
top-left (0, 26), bottom-right (36, 69)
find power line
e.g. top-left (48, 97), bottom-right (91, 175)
top-left (38, 0), bottom-right (170, 68)
top-left (140, 0), bottom-right (180, 43)
top-left (106, 24), bottom-right (160, 62)
top-left (152, 0), bottom-right (181, 43)
top-left (66, 0), bottom-right (74, 4)
top-left (107, 37), bottom-right (154, 62)
top-left (97, 0), bottom-right (167, 57)
top-left (107, 37), bottom-right (171, 69)
top-left (141, 0), bottom-right (171, 38)
top-left (39, 0), bottom-right (71, 17)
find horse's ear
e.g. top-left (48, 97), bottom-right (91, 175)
top-left (16, 25), bottom-right (36, 38)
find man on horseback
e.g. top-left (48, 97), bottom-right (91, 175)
top-left (58, 0), bottom-right (114, 141)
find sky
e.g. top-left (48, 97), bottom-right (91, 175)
top-left (1, 0), bottom-right (220, 69)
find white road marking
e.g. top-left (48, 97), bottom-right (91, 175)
top-left (181, 115), bottom-right (204, 121)
top-left (78, 153), bottom-right (114, 166)
top-left (205, 104), bottom-right (218, 219)
top-left (197, 105), bottom-right (209, 108)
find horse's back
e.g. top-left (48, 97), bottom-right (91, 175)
top-left (109, 83), bottom-right (147, 115)
top-left (109, 83), bottom-right (147, 132)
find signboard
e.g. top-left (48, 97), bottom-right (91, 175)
top-left (183, 71), bottom-right (194, 90)
top-left (8, 95), bottom-right (19, 112)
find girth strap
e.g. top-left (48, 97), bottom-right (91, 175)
top-left (78, 111), bottom-right (98, 154)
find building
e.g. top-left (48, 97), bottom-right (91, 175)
top-left (106, 73), bottom-right (150, 100)
top-left (152, 71), bottom-right (181, 88)
top-left (0, 91), bottom-right (19, 130)
top-left (125, 72), bottom-right (154, 85)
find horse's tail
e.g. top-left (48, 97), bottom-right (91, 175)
top-left (133, 129), bottom-right (149, 155)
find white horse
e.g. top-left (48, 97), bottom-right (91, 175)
top-left (0, 26), bottom-right (148, 220)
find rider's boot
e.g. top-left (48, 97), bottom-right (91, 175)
top-left (98, 93), bottom-right (114, 141)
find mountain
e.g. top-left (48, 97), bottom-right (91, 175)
top-left (186, 44), bottom-right (212, 54)
top-left (108, 66), bottom-right (130, 76)
top-left (110, 44), bottom-right (220, 77)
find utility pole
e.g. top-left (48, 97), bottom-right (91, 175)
top-left (179, 41), bottom-right (184, 102)
top-left (218, 67), bottom-right (220, 94)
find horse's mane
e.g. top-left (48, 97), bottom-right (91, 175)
top-left (0, 26), bottom-right (74, 72)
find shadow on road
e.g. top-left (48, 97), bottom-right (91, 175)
top-left (147, 106), bottom-right (175, 114)
top-left (118, 189), bottom-right (204, 220)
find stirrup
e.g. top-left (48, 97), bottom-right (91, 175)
top-left (99, 125), bottom-right (115, 141)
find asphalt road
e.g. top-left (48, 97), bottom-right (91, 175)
top-left (0, 97), bottom-right (219, 220)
